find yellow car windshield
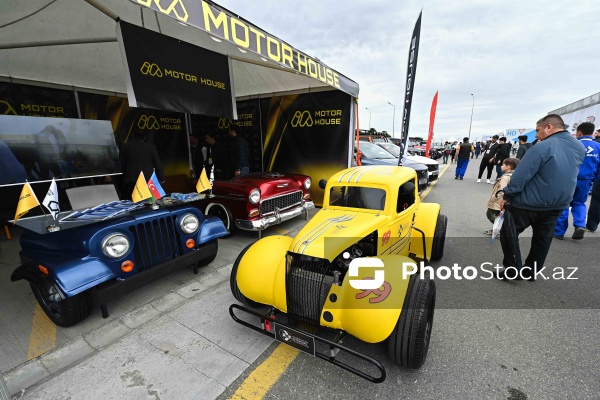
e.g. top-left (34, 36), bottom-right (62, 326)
top-left (329, 186), bottom-right (386, 211)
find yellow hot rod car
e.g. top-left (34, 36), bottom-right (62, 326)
top-left (229, 165), bottom-right (447, 382)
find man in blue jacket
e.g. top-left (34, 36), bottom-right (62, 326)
top-left (498, 114), bottom-right (585, 281)
top-left (554, 122), bottom-right (600, 239)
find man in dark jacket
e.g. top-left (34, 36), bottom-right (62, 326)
top-left (477, 135), bottom-right (499, 183)
top-left (119, 130), bottom-right (164, 200)
top-left (494, 137), bottom-right (512, 179)
top-left (228, 126), bottom-right (249, 176)
top-left (515, 135), bottom-right (532, 160)
top-left (454, 137), bottom-right (474, 180)
top-left (497, 114), bottom-right (585, 281)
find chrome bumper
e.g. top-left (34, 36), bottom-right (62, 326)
top-left (235, 201), bottom-right (315, 231)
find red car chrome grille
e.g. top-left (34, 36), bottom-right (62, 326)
top-left (259, 190), bottom-right (303, 215)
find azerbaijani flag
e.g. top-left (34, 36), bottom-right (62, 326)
top-left (147, 171), bottom-right (166, 200)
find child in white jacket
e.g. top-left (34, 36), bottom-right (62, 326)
top-left (484, 158), bottom-right (520, 235)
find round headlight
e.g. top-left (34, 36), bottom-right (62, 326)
top-left (180, 213), bottom-right (199, 234)
top-left (102, 234), bottom-right (130, 259)
top-left (304, 178), bottom-right (311, 190)
top-left (249, 188), bottom-right (261, 205)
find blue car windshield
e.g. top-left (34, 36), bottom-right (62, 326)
top-left (329, 186), bottom-right (386, 211)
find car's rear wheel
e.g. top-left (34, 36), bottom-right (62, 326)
top-left (430, 213), bottom-right (447, 261)
top-left (230, 243), bottom-right (261, 308)
top-left (30, 280), bottom-right (92, 327)
top-left (387, 274), bottom-right (436, 368)
top-left (206, 203), bottom-right (236, 235)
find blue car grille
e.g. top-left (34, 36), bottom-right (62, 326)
top-left (286, 253), bottom-right (333, 326)
top-left (128, 216), bottom-right (183, 271)
top-left (259, 191), bottom-right (303, 215)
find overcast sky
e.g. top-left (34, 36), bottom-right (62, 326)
top-left (217, 0), bottom-right (598, 142)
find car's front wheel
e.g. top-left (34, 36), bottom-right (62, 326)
top-left (430, 213), bottom-right (448, 261)
top-left (230, 243), bottom-right (261, 308)
top-left (30, 280), bottom-right (92, 327)
top-left (387, 274), bottom-right (436, 368)
top-left (206, 203), bottom-right (236, 235)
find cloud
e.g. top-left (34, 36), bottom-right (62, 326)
top-left (217, 0), bottom-right (599, 141)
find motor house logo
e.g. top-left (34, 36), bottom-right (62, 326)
top-left (139, 60), bottom-right (226, 90)
top-left (217, 114), bottom-right (253, 129)
top-left (137, 115), bottom-right (182, 130)
top-left (290, 109), bottom-right (342, 128)
top-left (1, 100), bottom-right (65, 117)
top-left (136, 0), bottom-right (188, 22)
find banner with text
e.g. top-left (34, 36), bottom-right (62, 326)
top-left (0, 82), bottom-right (78, 118)
top-left (130, 0), bottom-right (359, 97)
top-left (116, 20), bottom-right (235, 118)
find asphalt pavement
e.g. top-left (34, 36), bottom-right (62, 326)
top-left (1, 159), bottom-right (599, 399)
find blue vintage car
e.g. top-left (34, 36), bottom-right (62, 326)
top-left (11, 203), bottom-right (227, 326)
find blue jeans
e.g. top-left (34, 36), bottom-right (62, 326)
top-left (555, 179), bottom-right (592, 236)
top-left (495, 164), bottom-right (504, 179)
top-left (455, 159), bottom-right (469, 178)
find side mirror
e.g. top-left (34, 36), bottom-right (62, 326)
top-left (400, 181), bottom-right (415, 194)
top-left (319, 179), bottom-right (327, 190)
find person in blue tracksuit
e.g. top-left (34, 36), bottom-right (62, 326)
top-left (498, 114), bottom-right (585, 281)
top-left (554, 122), bottom-right (600, 240)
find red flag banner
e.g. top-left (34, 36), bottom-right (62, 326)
top-left (425, 91), bottom-right (439, 157)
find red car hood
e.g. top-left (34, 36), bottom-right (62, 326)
top-left (215, 172), bottom-right (307, 198)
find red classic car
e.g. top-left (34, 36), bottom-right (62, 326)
top-left (200, 172), bottom-right (314, 235)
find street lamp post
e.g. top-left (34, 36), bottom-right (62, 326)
top-left (387, 102), bottom-right (395, 137)
top-left (468, 93), bottom-right (474, 140)
top-left (365, 107), bottom-right (372, 130)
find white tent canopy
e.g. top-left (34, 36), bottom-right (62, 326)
top-left (0, 0), bottom-right (358, 100)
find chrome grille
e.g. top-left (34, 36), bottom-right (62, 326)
top-left (259, 191), bottom-right (303, 215)
top-left (286, 253), bottom-right (333, 326)
top-left (128, 216), bottom-right (182, 271)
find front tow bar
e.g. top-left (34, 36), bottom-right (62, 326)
top-left (229, 303), bottom-right (386, 383)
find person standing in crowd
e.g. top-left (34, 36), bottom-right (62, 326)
top-left (494, 137), bottom-right (512, 179)
top-left (443, 141), bottom-right (452, 164)
top-left (515, 135), bottom-right (532, 159)
top-left (474, 141), bottom-right (482, 159)
top-left (477, 135), bottom-right (499, 183)
top-left (204, 132), bottom-right (225, 179)
top-left (497, 114), bottom-right (585, 281)
top-left (454, 137), bottom-right (474, 180)
top-left (449, 141), bottom-right (457, 163)
top-left (484, 157), bottom-right (519, 235)
top-left (228, 125), bottom-right (249, 176)
top-left (188, 133), bottom-right (203, 179)
top-left (587, 128), bottom-right (600, 232)
top-left (554, 122), bottom-right (600, 240)
top-left (119, 130), bottom-right (164, 200)
top-left (594, 128), bottom-right (600, 142)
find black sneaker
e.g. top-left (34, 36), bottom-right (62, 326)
top-left (455, 176), bottom-right (458, 179)
top-left (553, 235), bottom-right (564, 240)
top-left (572, 227), bottom-right (585, 240)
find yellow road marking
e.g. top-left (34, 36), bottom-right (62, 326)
top-left (229, 344), bottom-right (299, 399)
top-left (27, 303), bottom-right (56, 359)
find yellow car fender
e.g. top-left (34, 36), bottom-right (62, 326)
top-left (320, 254), bottom-right (414, 343)
top-left (410, 202), bottom-right (441, 261)
top-left (236, 235), bottom-right (290, 311)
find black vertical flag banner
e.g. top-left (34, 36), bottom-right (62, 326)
top-left (399, 12), bottom-right (422, 165)
top-left (116, 20), bottom-right (236, 118)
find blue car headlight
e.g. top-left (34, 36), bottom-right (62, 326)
top-left (180, 213), bottom-right (199, 234)
top-left (102, 233), bottom-right (131, 258)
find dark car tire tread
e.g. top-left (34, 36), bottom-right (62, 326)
top-left (230, 243), bottom-right (261, 308)
top-left (30, 282), bottom-right (92, 327)
top-left (387, 274), bottom-right (436, 368)
top-left (430, 213), bottom-right (448, 261)
top-left (197, 239), bottom-right (218, 267)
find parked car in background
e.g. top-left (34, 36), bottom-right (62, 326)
top-left (355, 141), bottom-right (429, 192)
top-left (200, 172), bottom-right (314, 235)
top-left (376, 142), bottom-right (440, 183)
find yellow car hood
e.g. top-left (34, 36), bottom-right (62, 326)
top-left (289, 208), bottom-right (386, 260)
